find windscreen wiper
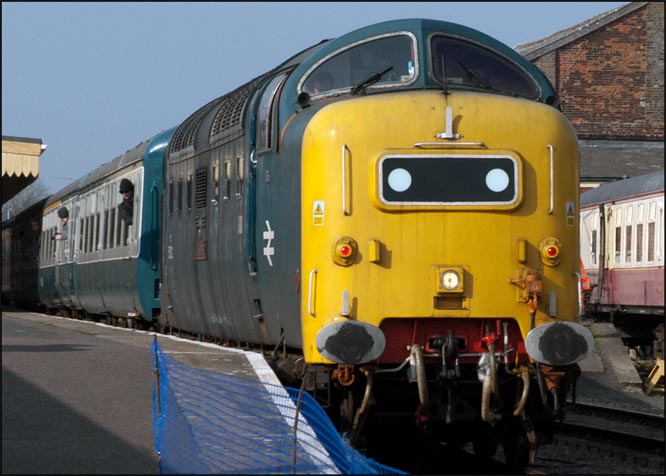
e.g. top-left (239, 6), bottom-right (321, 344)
top-left (351, 66), bottom-right (394, 95)
top-left (456, 61), bottom-right (498, 91)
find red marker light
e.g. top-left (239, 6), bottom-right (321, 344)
top-left (539, 237), bottom-right (562, 266)
top-left (332, 236), bottom-right (357, 266)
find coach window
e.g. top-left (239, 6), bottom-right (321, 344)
top-left (647, 202), bottom-right (657, 262)
top-left (257, 73), bottom-right (288, 152)
top-left (103, 208), bottom-right (110, 250)
top-left (636, 204), bottom-right (644, 262)
top-left (88, 215), bottom-right (95, 253)
top-left (625, 205), bottom-right (633, 262)
top-left (95, 211), bottom-right (101, 251)
top-left (616, 207), bottom-right (623, 261)
top-left (108, 207), bottom-right (116, 249)
top-left (117, 210), bottom-right (125, 247)
top-left (431, 36), bottom-right (539, 99)
top-left (81, 216), bottom-right (87, 254)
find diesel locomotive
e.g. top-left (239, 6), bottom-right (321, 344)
top-left (3, 18), bottom-right (595, 470)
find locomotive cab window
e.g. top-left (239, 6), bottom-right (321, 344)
top-left (431, 36), bottom-right (539, 100)
top-left (257, 73), bottom-right (288, 152)
top-left (300, 33), bottom-right (417, 98)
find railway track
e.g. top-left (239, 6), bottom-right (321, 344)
top-left (563, 401), bottom-right (664, 451)
top-left (516, 402), bottom-right (665, 475)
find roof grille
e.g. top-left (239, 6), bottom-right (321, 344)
top-left (210, 76), bottom-right (267, 144)
top-left (169, 97), bottom-right (225, 160)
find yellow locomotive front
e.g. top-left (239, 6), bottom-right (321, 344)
top-left (302, 90), bottom-right (588, 364)
top-left (300, 89), bottom-right (590, 466)
top-left (285, 19), bottom-right (594, 468)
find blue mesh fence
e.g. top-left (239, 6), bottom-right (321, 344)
top-left (151, 339), bottom-right (406, 474)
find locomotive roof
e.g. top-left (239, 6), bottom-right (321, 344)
top-left (580, 170), bottom-right (664, 207)
top-left (287, 18), bottom-right (556, 104)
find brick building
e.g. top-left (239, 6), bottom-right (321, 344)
top-left (516, 1), bottom-right (664, 190)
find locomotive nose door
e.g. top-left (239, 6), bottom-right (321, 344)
top-left (248, 71), bottom-right (296, 344)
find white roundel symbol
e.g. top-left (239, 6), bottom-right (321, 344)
top-left (388, 168), bottom-right (412, 192)
top-left (486, 168), bottom-right (509, 192)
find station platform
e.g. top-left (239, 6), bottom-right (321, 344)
top-left (1, 309), bottom-right (284, 474)
top-left (2, 310), bottom-right (382, 475)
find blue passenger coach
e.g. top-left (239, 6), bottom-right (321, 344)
top-left (39, 179), bottom-right (82, 312)
top-left (37, 128), bottom-right (175, 322)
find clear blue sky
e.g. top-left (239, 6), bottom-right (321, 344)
top-left (3, 2), bottom-right (628, 194)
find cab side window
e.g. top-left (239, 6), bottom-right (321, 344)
top-left (257, 72), bottom-right (288, 152)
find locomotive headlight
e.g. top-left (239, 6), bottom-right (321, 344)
top-left (332, 236), bottom-right (357, 266)
top-left (441, 271), bottom-right (460, 290)
top-left (436, 266), bottom-right (464, 293)
top-left (540, 237), bottom-right (562, 266)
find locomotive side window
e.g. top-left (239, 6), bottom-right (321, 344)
top-left (187, 173), bottom-right (193, 210)
top-left (236, 157), bottom-right (244, 199)
top-left (169, 179), bottom-right (174, 215)
top-left (224, 160), bottom-right (231, 201)
top-left (257, 73), bottom-right (288, 152)
top-left (431, 36), bottom-right (539, 99)
top-left (300, 33), bottom-right (416, 97)
top-left (177, 177), bottom-right (183, 213)
top-left (212, 159), bottom-right (220, 204)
